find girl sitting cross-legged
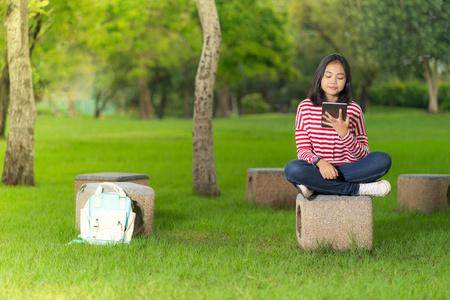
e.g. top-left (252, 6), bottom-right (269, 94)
top-left (284, 53), bottom-right (392, 199)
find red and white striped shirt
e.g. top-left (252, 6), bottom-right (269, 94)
top-left (295, 99), bottom-right (369, 165)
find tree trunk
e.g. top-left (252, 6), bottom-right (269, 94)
top-left (359, 84), bottom-right (369, 113)
top-left (192, 0), bottom-right (221, 196)
top-left (67, 91), bottom-right (76, 117)
top-left (230, 93), bottom-right (239, 116)
top-left (216, 82), bottom-right (230, 118)
top-left (0, 55), bottom-right (10, 139)
top-left (2, 0), bottom-right (37, 185)
top-left (94, 88), bottom-right (117, 119)
top-left (0, 11), bottom-right (42, 140)
top-left (158, 85), bottom-right (168, 119)
top-left (357, 67), bottom-right (376, 113)
top-left (424, 58), bottom-right (439, 114)
top-left (94, 90), bottom-right (102, 118)
top-left (138, 76), bottom-right (155, 120)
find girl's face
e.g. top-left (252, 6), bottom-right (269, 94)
top-left (321, 61), bottom-right (346, 102)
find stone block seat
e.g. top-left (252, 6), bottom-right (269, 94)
top-left (76, 182), bottom-right (155, 236)
top-left (74, 172), bottom-right (153, 236)
top-left (75, 172), bottom-right (149, 196)
top-left (246, 168), bottom-right (298, 209)
top-left (397, 174), bottom-right (450, 213)
top-left (296, 193), bottom-right (373, 251)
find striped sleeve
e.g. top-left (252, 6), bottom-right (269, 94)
top-left (295, 102), bottom-right (316, 164)
top-left (341, 104), bottom-right (369, 159)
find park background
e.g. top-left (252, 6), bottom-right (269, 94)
top-left (0, 0), bottom-right (449, 299)
top-left (1, 0), bottom-right (449, 120)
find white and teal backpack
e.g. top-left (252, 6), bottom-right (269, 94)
top-left (80, 182), bottom-right (136, 244)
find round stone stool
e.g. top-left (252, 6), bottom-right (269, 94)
top-left (397, 174), bottom-right (450, 213)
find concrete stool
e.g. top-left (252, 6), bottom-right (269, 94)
top-left (246, 168), bottom-right (298, 209)
top-left (398, 174), bottom-right (450, 213)
top-left (296, 194), bottom-right (373, 251)
top-left (75, 172), bottom-right (149, 196)
top-left (76, 182), bottom-right (155, 236)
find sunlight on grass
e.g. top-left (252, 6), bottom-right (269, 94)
top-left (0, 108), bottom-right (449, 299)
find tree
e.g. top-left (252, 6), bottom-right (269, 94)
top-left (88, 0), bottom-right (201, 120)
top-left (358, 0), bottom-right (449, 113)
top-left (334, 0), bottom-right (381, 112)
top-left (0, 0), bottom-right (45, 138)
top-left (215, 0), bottom-right (296, 117)
top-left (0, 53), bottom-right (9, 138)
top-left (0, 2), bottom-right (10, 138)
top-left (289, 0), bottom-right (380, 112)
top-left (2, 0), bottom-right (37, 185)
top-left (192, 0), bottom-right (221, 196)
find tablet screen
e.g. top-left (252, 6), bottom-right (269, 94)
top-left (321, 102), bottom-right (347, 128)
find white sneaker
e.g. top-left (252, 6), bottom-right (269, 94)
top-left (297, 184), bottom-right (314, 199)
top-left (357, 180), bottom-right (391, 197)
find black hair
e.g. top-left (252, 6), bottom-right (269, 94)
top-left (307, 53), bottom-right (353, 106)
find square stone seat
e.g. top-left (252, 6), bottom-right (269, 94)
top-left (398, 174), bottom-right (450, 213)
top-left (246, 168), bottom-right (298, 209)
top-left (296, 194), bottom-right (373, 251)
top-left (76, 182), bottom-right (155, 236)
top-left (75, 172), bottom-right (149, 195)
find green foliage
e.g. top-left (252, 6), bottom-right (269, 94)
top-left (241, 93), bottom-right (271, 114)
top-left (2, 0), bottom-right (448, 117)
top-left (357, 0), bottom-right (449, 72)
top-left (217, 0), bottom-right (297, 83)
top-left (28, 0), bottom-right (49, 18)
top-left (369, 81), bottom-right (450, 111)
top-left (0, 111), bottom-right (449, 298)
top-left (289, 98), bottom-right (301, 113)
top-left (27, 0), bottom-right (202, 117)
top-left (290, 0), bottom-right (449, 112)
top-left (438, 81), bottom-right (450, 111)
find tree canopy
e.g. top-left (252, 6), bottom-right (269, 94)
top-left (0, 0), bottom-right (448, 117)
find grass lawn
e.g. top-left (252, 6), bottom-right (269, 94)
top-left (0, 107), bottom-right (449, 299)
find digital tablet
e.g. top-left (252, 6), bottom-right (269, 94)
top-left (321, 102), bottom-right (347, 128)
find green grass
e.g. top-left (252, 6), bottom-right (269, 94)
top-left (0, 108), bottom-right (449, 299)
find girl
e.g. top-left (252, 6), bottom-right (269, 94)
top-left (284, 53), bottom-right (391, 198)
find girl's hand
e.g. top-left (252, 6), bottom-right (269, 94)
top-left (316, 159), bottom-right (339, 180)
top-left (322, 109), bottom-right (349, 138)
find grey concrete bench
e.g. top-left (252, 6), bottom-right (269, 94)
top-left (398, 174), bottom-right (450, 213)
top-left (246, 168), bottom-right (298, 209)
top-left (296, 193), bottom-right (373, 251)
top-left (75, 172), bottom-right (149, 196)
top-left (76, 182), bottom-right (155, 236)
top-left (74, 172), bottom-right (152, 236)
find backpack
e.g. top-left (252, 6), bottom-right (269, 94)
top-left (79, 182), bottom-right (136, 244)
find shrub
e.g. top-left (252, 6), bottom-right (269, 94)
top-left (369, 81), bottom-right (449, 111)
top-left (241, 93), bottom-right (271, 114)
top-left (402, 81), bottom-right (429, 108)
top-left (289, 98), bottom-right (301, 113)
top-left (438, 81), bottom-right (450, 112)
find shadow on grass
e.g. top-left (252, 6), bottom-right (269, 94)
top-left (153, 208), bottom-right (189, 231)
top-left (373, 209), bottom-right (450, 249)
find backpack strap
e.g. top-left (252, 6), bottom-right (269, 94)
top-left (94, 182), bottom-right (128, 208)
top-left (95, 182), bottom-right (127, 197)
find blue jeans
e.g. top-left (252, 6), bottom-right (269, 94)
top-left (284, 152), bottom-right (392, 195)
